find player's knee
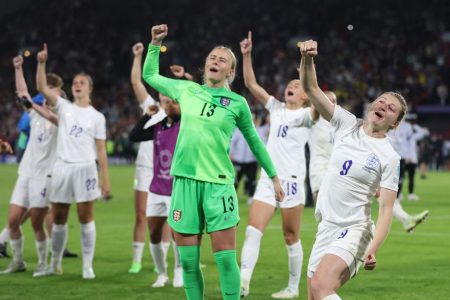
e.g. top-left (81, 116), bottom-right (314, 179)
top-left (8, 217), bottom-right (21, 231)
top-left (310, 275), bottom-right (327, 298)
top-left (283, 230), bottom-right (298, 245)
top-left (149, 228), bottom-right (162, 243)
top-left (135, 211), bottom-right (147, 224)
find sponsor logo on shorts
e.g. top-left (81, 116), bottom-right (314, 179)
top-left (173, 210), bottom-right (182, 222)
top-left (220, 97), bottom-right (230, 106)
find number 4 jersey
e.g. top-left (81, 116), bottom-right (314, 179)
top-left (316, 105), bottom-right (400, 227)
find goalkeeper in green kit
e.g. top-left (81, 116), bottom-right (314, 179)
top-left (143, 24), bottom-right (285, 300)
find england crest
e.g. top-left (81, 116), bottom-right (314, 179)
top-left (173, 210), bottom-right (182, 222)
top-left (220, 97), bottom-right (230, 106)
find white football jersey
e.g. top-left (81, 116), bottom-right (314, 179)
top-left (18, 110), bottom-right (57, 178)
top-left (316, 105), bottom-right (400, 227)
top-left (309, 117), bottom-right (334, 176)
top-left (260, 96), bottom-right (311, 181)
top-left (54, 97), bottom-right (106, 163)
top-left (135, 96), bottom-right (167, 167)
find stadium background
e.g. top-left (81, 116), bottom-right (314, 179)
top-left (0, 0), bottom-right (449, 299)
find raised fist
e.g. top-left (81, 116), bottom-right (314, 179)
top-left (132, 42), bottom-right (144, 56)
top-left (12, 55), bottom-right (24, 69)
top-left (151, 24), bottom-right (168, 42)
top-left (298, 40), bottom-right (318, 57)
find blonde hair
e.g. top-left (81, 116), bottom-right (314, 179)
top-left (385, 91), bottom-right (408, 123)
top-left (203, 46), bottom-right (237, 90)
top-left (46, 73), bottom-right (63, 88)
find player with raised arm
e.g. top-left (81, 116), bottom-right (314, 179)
top-left (129, 95), bottom-right (183, 288)
top-left (128, 42), bottom-right (167, 274)
top-left (239, 31), bottom-right (314, 299)
top-left (0, 55), bottom-right (59, 277)
top-left (299, 40), bottom-right (407, 300)
top-left (143, 24), bottom-right (284, 300)
top-left (36, 44), bottom-right (110, 279)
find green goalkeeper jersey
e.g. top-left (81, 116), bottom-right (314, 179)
top-left (143, 44), bottom-right (276, 184)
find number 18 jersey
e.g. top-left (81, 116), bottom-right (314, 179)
top-left (261, 97), bottom-right (311, 181)
top-left (316, 105), bottom-right (400, 227)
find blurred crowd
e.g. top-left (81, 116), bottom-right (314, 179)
top-left (0, 0), bottom-right (449, 166)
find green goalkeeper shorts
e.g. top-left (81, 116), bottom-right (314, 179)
top-left (168, 176), bottom-right (239, 234)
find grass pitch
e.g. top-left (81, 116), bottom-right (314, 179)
top-left (0, 164), bottom-right (449, 299)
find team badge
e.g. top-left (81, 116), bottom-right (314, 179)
top-left (220, 97), bottom-right (230, 106)
top-left (173, 210), bottom-right (182, 222)
top-left (364, 153), bottom-right (380, 172)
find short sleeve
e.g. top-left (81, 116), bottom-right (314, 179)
top-left (95, 113), bottom-right (107, 140)
top-left (380, 154), bottom-right (401, 191)
top-left (265, 96), bottom-right (284, 112)
top-left (330, 105), bottom-right (357, 133)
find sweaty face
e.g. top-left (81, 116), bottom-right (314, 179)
top-left (72, 75), bottom-right (92, 99)
top-left (204, 48), bottom-right (234, 85)
top-left (284, 80), bottom-right (307, 105)
top-left (367, 93), bottom-right (402, 130)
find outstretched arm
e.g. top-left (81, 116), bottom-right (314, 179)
top-left (131, 42), bottom-right (151, 103)
top-left (36, 43), bottom-right (58, 107)
top-left (143, 24), bottom-right (186, 101)
top-left (298, 40), bottom-right (335, 121)
top-left (240, 31), bottom-right (270, 105)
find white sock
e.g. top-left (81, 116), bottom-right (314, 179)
top-left (150, 242), bottom-right (167, 275)
top-left (287, 240), bottom-right (303, 291)
top-left (392, 199), bottom-right (410, 225)
top-left (132, 242), bottom-right (145, 264)
top-left (51, 224), bottom-right (67, 269)
top-left (240, 226), bottom-right (263, 283)
top-left (0, 227), bottom-right (10, 244)
top-left (81, 221), bottom-right (96, 270)
top-left (162, 241), bottom-right (170, 268)
top-left (47, 238), bottom-right (52, 256)
top-left (11, 237), bottom-right (24, 263)
top-left (35, 239), bottom-right (48, 265)
top-left (172, 240), bottom-right (181, 269)
top-left (322, 293), bottom-right (342, 300)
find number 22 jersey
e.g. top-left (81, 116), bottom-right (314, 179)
top-left (315, 105), bottom-right (400, 227)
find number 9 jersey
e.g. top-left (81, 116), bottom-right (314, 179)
top-left (315, 105), bottom-right (400, 227)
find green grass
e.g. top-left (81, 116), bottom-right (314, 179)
top-left (0, 164), bottom-right (449, 299)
